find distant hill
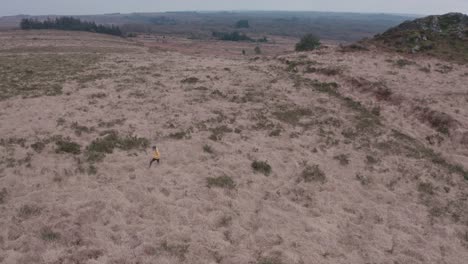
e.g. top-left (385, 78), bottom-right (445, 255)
top-left (0, 11), bottom-right (415, 42)
top-left (369, 13), bottom-right (468, 63)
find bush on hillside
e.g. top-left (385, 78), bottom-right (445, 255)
top-left (295, 34), bottom-right (321, 51)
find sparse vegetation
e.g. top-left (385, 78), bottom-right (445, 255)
top-left (295, 34), bottom-right (321, 52)
top-left (207, 176), bottom-right (235, 189)
top-left (0, 54), bottom-right (99, 100)
top-left (301, 165), bottom-right (326, 183)
top-left (252, 160), bottom-right (272, 176)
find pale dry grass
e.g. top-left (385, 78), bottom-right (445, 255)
top-left (0, 30), bottom-right (467, 264)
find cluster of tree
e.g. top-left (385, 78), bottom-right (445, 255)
top-left (212, 31), bottom-right (253, 41)
top-left (20, 17), bottom-right (123, 37)
top-left (295, 34), bottom-right (321, 51)
top-left (235, 20), bottom-right (250, 28)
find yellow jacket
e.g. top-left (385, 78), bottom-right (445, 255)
top-left (153, 148), bottom-right (160, 159)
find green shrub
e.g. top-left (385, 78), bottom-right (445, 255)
top-left (295, 34), bottom-right (321, 52)
top-left (207, 176), bottom-right (235, 189)
top-left (55, 138), bottom-right (81, 155)
top-left (252, 160), bottom-right (272, 176)
top-left (85, 132), bottom-right (149, 162)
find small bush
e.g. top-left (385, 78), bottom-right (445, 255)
top-left (394, 59), bottom-right (414, 68)
top-left (295, 34), bottom-right (321, 52)
top-left (87, 132), bottom-right (118, 154)
top-left (40, 227), bottom-right (60, 242)
top-left (374, 87), bottom-right (393, 101)
top-left (203, 144), bottom-right (214, 154)
top-left (418, 182), bottom-right (435, 195)
top-left (254, 46), bottom-right (262, 54)
top-left (207, 176), bottom-right (235, 189)
top-left (181, 77), bottom-right (199, 84)
top-left (301, 165), bottom-right (326, 183)
top-left (333, 154), bottom-right (350, 165)
top-left (87, 165), bottom-right (98, 175)
top-left (356, 173), bottom-right (371, 185)
top-left (71, 122), bottom-right (93, 136)
top-left (169, 131), bottom-right (190, 140)
top-left (31, 141), bottom-right (46, 153)
top-left (252, 160), bottom-right (272, 176)
top-left (366, 155), bottom-right (379, 164)
top-left (55, 139), bottom-right (81, 155)
top-left (161, 241), bottom-right (189, 261)
top-left (118, 135), bottom-right (150, 150)
top-left (0, 188), bottom-right (7, 204)
top-left (209, 126), bottom-right (233, 141)
top-left (273, 107), bottom-right (312, 125)
top-left (18, 204), bottom-right (42, 218)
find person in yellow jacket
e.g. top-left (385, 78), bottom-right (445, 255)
top-left (149, 146), bottom-right (160, 168)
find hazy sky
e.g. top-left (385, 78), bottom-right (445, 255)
top-left (1, 0), bottom-right (467, 16)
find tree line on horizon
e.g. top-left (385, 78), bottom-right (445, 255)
top-left (20, 17), bottom-right (123, 37)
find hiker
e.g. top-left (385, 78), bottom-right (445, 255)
top-left (149, 146), bottom-right (160, 168)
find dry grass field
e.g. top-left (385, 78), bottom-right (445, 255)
top-left (0, 30), bottom-right (467, 264)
